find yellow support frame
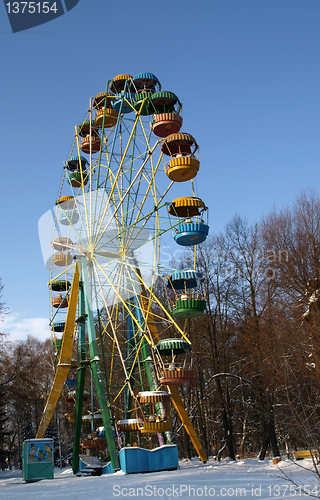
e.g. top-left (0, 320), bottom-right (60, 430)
top-left (169, 385), bottom-right (207, 462)
top-left (36, 262), bottom-right (80, 439)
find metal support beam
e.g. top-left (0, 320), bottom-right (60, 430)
top-left (72, 281), bottom-right (87, 474)
top-left (169, 385), bottom-right (207, 462)
top-left (36, 263), bottom-right (80, 439)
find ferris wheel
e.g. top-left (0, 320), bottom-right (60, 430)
top-left (37, 73), bottom-right (209, 474)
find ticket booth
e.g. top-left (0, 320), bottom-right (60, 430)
top-left (22, 438), bottom-right (54, 482)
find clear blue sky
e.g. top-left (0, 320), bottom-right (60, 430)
top-left (1, 0), bottom-right (320, 341)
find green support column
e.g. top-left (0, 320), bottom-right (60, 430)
top-left (72, 282), bottom-right (87, 474)
top-left (81, 257), bottom-right (120, 471)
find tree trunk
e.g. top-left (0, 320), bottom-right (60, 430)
top-left (259, 408), bottom-right (280, 459)
top-left (239, 413), bottom-right (247, 458)
top-left (183, 426), bottom-right (192, 459)
top-left (259, 434), bottom-right (268, 460)
top-left (222, 407), bottom-right (236, 460)
top-left (267, 414), bottom-right (280, 457)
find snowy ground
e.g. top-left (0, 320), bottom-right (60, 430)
top-left (0, 457), bottom-right (319, 499)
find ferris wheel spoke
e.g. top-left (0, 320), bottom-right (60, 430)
top-left (92, 259), bottom-right (144, 400)
top-left (126, 262), bottom-right (190, 343)
top-left (92, 140), bottom-right (161, 250)
top-left (92, 257), bottom-right (143, 335)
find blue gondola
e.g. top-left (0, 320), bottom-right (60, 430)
top-left (165, 270), bottom-right (203, 290)
top-left (53, 321), bottom-right (65, 332)
top-left (60, 210), bottom-right (79, 225)
top-left (173, 222), bottom-right (209, 246)
top-left (112, 93), bottom-right (135, 114)
top-left (65, 155), bottom-right (88, 172)
top-left (133, 73), bottom-right (161, 95)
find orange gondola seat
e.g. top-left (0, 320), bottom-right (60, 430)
top-left (78, 120), bottom-right (101, 154)
top-left (52, 293), bottom-right (68, 308)
top-left (152, 112), bottom-right (183, 138)
top-left (80, 135), bottom-right (101, 154)
top-left (150, 91), bottom-right (183, 137)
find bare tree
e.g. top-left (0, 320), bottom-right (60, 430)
top-left (260, 191), bottom-right (320, 455)
top-left (223, 216), bottom-right (281, 459)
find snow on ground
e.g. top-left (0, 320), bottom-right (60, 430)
top-left (0, 458), bottom-right (319, 500)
